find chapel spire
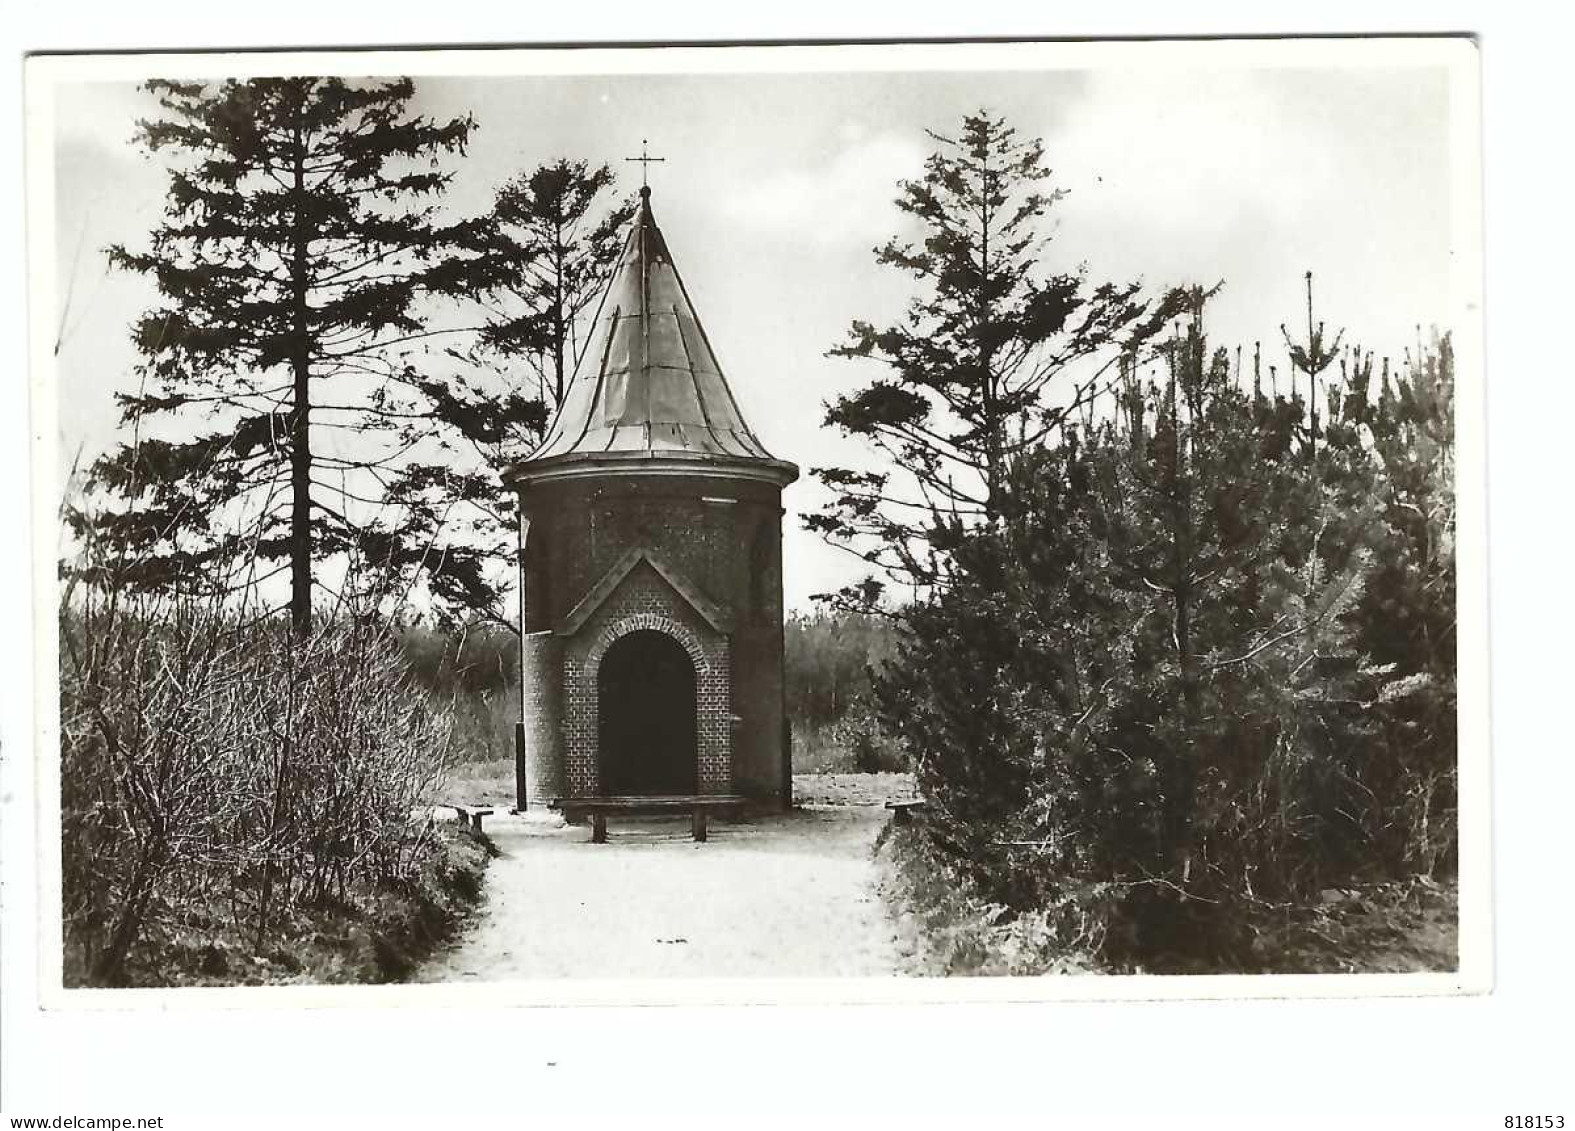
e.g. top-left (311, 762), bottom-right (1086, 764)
top-left (524, 186), bottom-right (794, 479)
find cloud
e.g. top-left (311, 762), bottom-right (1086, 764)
top-left (1021, 66), bottom-right (1449, 367)
top-left (716, 132), bottom-right (928, 251)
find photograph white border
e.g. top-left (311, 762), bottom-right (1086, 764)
top-left (22, 35), bottom-right (1489, 1013)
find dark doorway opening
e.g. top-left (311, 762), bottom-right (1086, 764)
top-left (598, 629), bottom-right (697, 796)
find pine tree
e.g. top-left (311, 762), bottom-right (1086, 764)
top-left (1355, 334), bottom-right (1458, 873)
top-left (469, 159), bottom-right (636, 411)
top-left (808, 111), bottom-right (1184, 607)
top-left (74, 77), bottom-right (537, 632)
top-left (876, 284), bottom-right (1416, 964)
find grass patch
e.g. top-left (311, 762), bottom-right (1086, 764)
top-left (792, 720), bottom-right (904, 774)
top-left (1231, 876), bottom-right (1458, 974)
top-left (793, 771), bottom-right (916, 808)
top-left (876, 823), bottom-right (1102, 976)
top-left (446, 757), bottom-right (517, 806)
top-left (877, 822), bottom-right (1457, 976)
top-left (70, 823), bottom-right (496, 988)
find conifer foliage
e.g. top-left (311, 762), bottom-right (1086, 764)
top-left (75, 78), bottom-right (537, 631)
top-left (469, 159), bottom-right (637, 411)
top-left (809, 112), bottom-right (1185, 606)
top-left (824, 114), bottom-right (1459, 969)
top-left (875, 295), bottom-right (1456, 967)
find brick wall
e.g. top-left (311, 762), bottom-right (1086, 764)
top-left (515, 471), bottom-right (788, 807)
top-left (560, 563), bottom-right (732, 796)
top-left (519, 631), bottom-right (566, 805)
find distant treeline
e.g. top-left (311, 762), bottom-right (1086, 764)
top-left (398, 626), bottom-right (518, 768)
top-left (784, 611), bottom-right (902, 772)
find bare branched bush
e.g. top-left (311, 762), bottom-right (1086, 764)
top-left (61, 594), bottom-right (252, 984)
top-left (60, 560), bottom-right (459, 985)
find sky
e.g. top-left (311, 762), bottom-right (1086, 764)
top-left (48, 50), bottom-right (1465, 612)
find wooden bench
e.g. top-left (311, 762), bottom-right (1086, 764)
top-left (549, 795), bottom-right (747, 843)
top-left (885, 798), bottom-right (930, 826)
top-left (445, 804), bottom-right (494, 833)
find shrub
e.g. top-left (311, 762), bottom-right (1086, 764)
top-left (876, 318), bottom-right (1457, 969)
top-left (60, 581), bottom-right (460, 986)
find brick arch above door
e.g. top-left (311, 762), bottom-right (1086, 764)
top-left (560, 563), bottom-right (733, 798)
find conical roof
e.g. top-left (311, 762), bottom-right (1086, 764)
top-left (518, 187), bottom-right (797, 486)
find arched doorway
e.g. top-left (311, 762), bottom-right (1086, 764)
top-left (598, 629), bottom-right (697, 795)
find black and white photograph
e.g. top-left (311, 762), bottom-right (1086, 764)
top-left (24, 37), bottom-right (1486, 1004)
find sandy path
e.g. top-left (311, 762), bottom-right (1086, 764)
top-left (417, 803), bottom-right (901, 981)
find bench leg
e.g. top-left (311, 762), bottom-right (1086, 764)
top-left (692, 809), bottom-right (708, 843)
top-left (471, 813), bottom-right (485, 833)
top-left (591, 813), bottom-right (608, 844)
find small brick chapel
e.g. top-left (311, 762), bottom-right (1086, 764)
top-left (505, 185), bottom-right (799, 811)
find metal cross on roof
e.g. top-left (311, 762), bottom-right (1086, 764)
top-left (624, 139), bottom-right (666, 188)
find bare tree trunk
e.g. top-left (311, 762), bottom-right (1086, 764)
top-left (978, 163), bottom-right (1001, 521)
top-left (1166, 337), bottom-right (1201, 866)
top-left (288, 98), bottom-right (314, 637)
top-left (92, 851), bottom-right (162, 986)
top-left (551, 226), bottom-right (567, 406)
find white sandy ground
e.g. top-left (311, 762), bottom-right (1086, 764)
top-left (416, 802), bottom-right (905, 981)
